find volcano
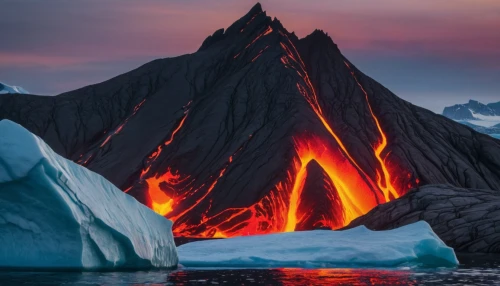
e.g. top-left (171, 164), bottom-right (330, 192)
top-left (1, 3), bottom-right (499, 238)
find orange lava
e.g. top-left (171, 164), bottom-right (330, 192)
top-left (133, 32), bottom-right (411, 239)
top-left (234, 26), bottom-right (273, 59)
top-left (288, 136), bottom-right (381, 229)
top-left (251, 45), bottom-right (269, 62)
top-left (240, 12), bottom-right (262, 33)
top-left (100, 99), bottom-right (146, 148)
top-left (146, 169), bottom-right (180, 216)
top-left (344, 61), bottom-right (399, 201)
top-left (166, 135), bottom-right (382, 238)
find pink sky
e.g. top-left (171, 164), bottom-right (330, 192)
top-left (0, 0), bottom-right (499, 111)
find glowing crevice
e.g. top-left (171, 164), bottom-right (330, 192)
top-left (343, 61), bottom-right (399, 201)
top-left (100, 99), bottom-right (146, 148)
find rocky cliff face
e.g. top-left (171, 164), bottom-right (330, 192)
top-left (347, 184), bottom-right (500, 253)
top-left (1, 3), bottom-right (500, 238)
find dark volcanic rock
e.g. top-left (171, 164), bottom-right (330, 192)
top-left (458, 122), bottom-right (500, 136)
top-left (346, 184), bottom-right (500, 253)
top-left (295, 160), bottom-right (344, 231)
top-left (1, 4), bottom-right (500, 238)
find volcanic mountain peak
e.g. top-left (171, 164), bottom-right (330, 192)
top-left (199, 3), bottom-right (339, 57)
top-left (1, 3), bottom-right (499, 239)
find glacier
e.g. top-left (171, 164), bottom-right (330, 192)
top-left (0, 120), bottom-right (178, 270)
top-left (178, 221), bottom-right (458, 269)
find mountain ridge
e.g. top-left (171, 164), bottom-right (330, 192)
top-left (443, 99), bottom-right (500, 121)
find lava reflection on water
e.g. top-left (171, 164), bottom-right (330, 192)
top-left (166, 268), bottom-right (416, 285)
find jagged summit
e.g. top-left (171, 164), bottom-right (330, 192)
top-left (1, 3), bottom-right (499, 238)
top-left (200, 3), bottom-right (337, 53)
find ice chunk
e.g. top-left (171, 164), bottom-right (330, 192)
top-left (178, 221), bottom-right (458, 268)
top-left (0, 120), bottom-right (178, 270)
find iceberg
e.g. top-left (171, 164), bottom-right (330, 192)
top-left (178, 221), bottom-right (458, 268)
top-left (0, 120), bottom-right (178, 270)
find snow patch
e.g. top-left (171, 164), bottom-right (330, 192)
top-left (0, 120), bottom-right (178, 270)
top-left (468, 109), bottom-right (500, 127)
top-left (177, 221), bottom-right (458, 268)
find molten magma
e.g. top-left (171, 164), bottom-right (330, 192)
top-left (77, 98), bottom-right (147, 166)
top-left (135, 29), bottom-right (411, 238)
top-left (279, 32), bottom-right (399, 203)
top-left (344, 61), bottom-right (399, 201)
top-left (279, 33), bottom-right (372, 184)
top-left (146, 169), bottom-right (180, 216)
top-left (100, 99), bottom-right (146, 148)
top-left (240, 11), bottom-right (262, 33)
top-left (287, 137), bottom-right (382, 229)
top-left (166, 136), bottom-right (382, 237)
top-left (141, 101), bottom-right (193, 213)
top-left (234, 26), bottom-right (273, 59)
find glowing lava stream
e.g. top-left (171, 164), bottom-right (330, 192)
top-left (100, 98), bottom-right (146, 148)
top-left (344, 61), bottom-right (399, 201)
top-left (178, 135), bottom-right (381, 237)
top-left (279, 34), bottom-right (372, 184)
top-left (287, 137), bottom-right (382, 230)
top-left (234, 26), bottom-right (273, 59)
top-left (278, 32), bottom-right (400, 230)
top-left (141, 101), bottom-right (192, 180)
top-left (140, 101), bottom-right (194, 216)
top-left (284, 162), bottom-right (307, 232)
top-left (146, 169), bottom-right (180, 216)
top-left (77, 98), bottom-right (147, 166)
top-left (140, 31), bottom-right (404, 238)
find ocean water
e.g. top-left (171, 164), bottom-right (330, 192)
top-left (1, 255), bottom-right (499, 285)
top-left (492, 134), bottom-right (500, 139)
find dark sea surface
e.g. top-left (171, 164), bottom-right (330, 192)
top-left (1, 254), bottom-right (499, 285)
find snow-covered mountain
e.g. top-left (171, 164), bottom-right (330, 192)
top-left (443, 100), bottom-right (500, 137)
top-left (0, 82), bottom-right (29, 94)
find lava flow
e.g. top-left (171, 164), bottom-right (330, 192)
top-left (168, 135), bottom-right (383, 238)
top-left (100, 98), bottom-right (146, 148)
top-left (279, 31), bottom-right (400, 203)
top-left (134, 30), bottom-right (408, 239)
top-left (234, 26), bottom-right (273, 59)
top-left (344, 61), bottom-right (399, 201)
top-left (77, 98), bottom-right (147, 166)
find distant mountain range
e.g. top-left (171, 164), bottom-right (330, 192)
top-left (0, 82), bottom-right (29, 94)
top-left (442, 100), bottom-right (500, 138)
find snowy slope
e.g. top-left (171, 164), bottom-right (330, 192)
top-left (467, 110), bottom-right (500, 127)
top-left (443, 100), bottom-right (500, 130)
top-left (0, 120), bottom-right (178, 270)
top-left (0, 82), bottom-right (29, 94)
top-left (178, 221), bottom-right (458, 268)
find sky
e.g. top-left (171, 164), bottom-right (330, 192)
top-left (1, 0), bottom-right (499, 113)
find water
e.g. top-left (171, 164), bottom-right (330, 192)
top-left (1, 255), bottom-right (499, 285)
top-left (491, 134), bottom-right (500, 139)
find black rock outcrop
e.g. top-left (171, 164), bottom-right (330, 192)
top-left (347, 184), bottom-right (500, 253)
top-left (1, 3), bottom-right (500, 238)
